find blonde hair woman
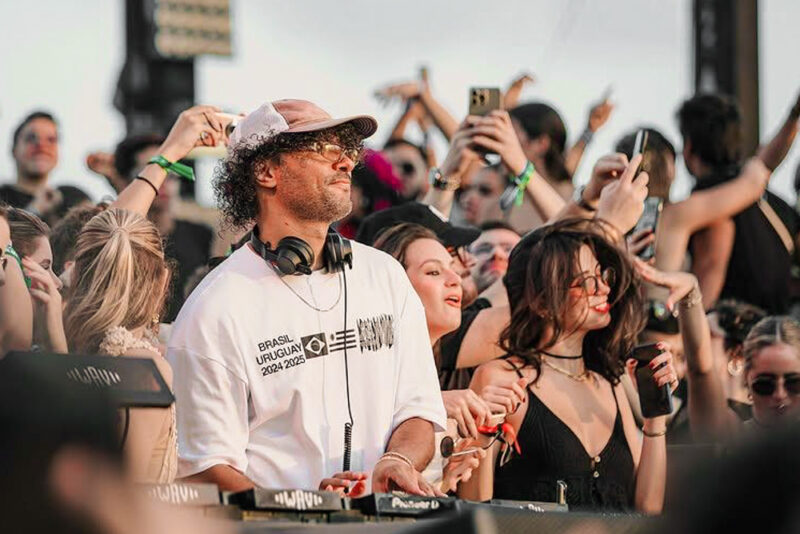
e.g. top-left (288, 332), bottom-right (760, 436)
top-left (742, 316), bottom-right (800, 428)
top-left (64, 208), bottom-right (176, 483)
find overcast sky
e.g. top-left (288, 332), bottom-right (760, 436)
top-left (1, 0), bottom-right (799, 206)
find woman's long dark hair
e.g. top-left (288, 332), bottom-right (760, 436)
top-left (500, 218), bottom-right (645, 384)
top-left (509, 102), bottom-right (570, 183)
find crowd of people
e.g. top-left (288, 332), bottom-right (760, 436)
top-left (3, 70), bottom-right (800, 530)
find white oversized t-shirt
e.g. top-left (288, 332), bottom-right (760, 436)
top-left (167, 241), bottom-right (446, 490)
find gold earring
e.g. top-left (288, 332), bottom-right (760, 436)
top-left (727, 359), bottom-right (744, 377)
top-left (151, 313), bottom-right (160, 327)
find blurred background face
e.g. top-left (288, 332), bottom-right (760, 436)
top-left (459, 166), bottom-right (505, 226)
top-left (383, 143), bottom-right (428, 200)
top-left (13, 118), bottom-right (59, 179)
top-left (403, 237), bottom-right (462, 342)
top-left (747, 343), bottom-right (800, 426)
top-left (469, 228), bottom-right (520, 293)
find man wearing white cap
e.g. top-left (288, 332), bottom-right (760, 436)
top-left (163, 101), bottom-right (447, 496)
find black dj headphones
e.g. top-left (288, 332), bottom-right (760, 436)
top-left (250, 226), bottom-right (353, 275)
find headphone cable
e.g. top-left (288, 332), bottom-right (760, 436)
top-left (342, 270), bottom-right (354, 472)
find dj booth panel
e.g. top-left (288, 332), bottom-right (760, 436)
top-left (237, 509), bottom-right (654, 534)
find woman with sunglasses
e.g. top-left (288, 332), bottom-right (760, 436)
top-left (741, 316), bottom-right (800, 427)
top-left (459, 219), bottom-right (678, 513)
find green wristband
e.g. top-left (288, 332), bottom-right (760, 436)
top-left (509, 161), bottom-right (535, 207)
top-left (148, 154), bottom-right (195, 182)
top-left (6, 244), bottom-right (31, 288)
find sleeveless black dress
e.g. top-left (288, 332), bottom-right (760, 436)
top-left (493, 363), bottom-right (636, 511)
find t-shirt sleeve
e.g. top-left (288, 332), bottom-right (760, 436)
top-left (168, 346), bottom-right (250, 478)
top-left (390, 281), bottom-right (447, 433)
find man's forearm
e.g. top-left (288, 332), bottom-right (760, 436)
top-left (181, 464), bottom-right (256, 492)
top-left (385, 417), bottom-right (435, 471)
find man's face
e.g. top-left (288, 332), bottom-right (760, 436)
top-left (384, 143), bottom-right (428, 200)
top-left (469, 228), bottom-right (521, 293)
top-left (13, 118), bottom-right (59, 179)
top-left (276, 143), bottom-right (357, 223)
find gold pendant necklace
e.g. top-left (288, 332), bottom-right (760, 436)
top-left (541, 357), bottom-right (591, 382)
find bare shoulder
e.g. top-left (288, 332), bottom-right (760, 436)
top-left (471, 356), bottom-right (525, 387)
top-left (122, 348), bottom-right (174, 386)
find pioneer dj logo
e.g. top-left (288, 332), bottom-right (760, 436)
top-left (274, 490), bottom-right (324, 510)
top-left (301, 333), bottom-right (328, 359)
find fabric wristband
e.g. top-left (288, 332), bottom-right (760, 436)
top-left (508, 161), bottom-right (535, 207)
top-left (6, 244), bottom-right (31, 288)
top-left (148, 154), bottom-right (195, 182)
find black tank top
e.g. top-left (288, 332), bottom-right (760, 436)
top-left (493, 362), bottom-right (636, 511)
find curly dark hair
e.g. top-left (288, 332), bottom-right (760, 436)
top-left (213, 124), bottom-right (364, 229)
top-left (500, 218), bottom-right (646, 385)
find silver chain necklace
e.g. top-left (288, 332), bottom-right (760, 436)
top-left (272, 265), bottom-right (343, 312)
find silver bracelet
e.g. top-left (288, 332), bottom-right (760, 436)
top-left (579, 128), bottom-right (594, 145)
top-left (378, 451), bottom-right (416, 471)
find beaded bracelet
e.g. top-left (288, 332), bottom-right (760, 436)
top-left (679, 286), bottom-right (703, 309)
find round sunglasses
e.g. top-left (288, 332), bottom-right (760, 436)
top-left (750, 373), bottom-right (800, 397)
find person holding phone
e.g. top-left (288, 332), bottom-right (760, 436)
top-left (459, 217), bottom-right (678, 513)
top-left (373, 222), bottom-right (526, 493)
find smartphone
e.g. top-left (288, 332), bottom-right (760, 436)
top-left (631, 129), bottom-right (649, 172)
top-left (216, 112), bottom-right (240, 138)
top-left (469, 87), bottom-right (502, 116)
top-left (630, 197), bottom-right (664, 260)
top-left (630, 343), bottom-right (673, 418)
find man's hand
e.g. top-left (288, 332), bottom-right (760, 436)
top-left (584, 153), bottom-right (629, 206)
top-left (159, 105), bottom-right (225, 163)
top-left (596, 154), bottom-right (649, 236)
top-left (469, 110), bottom-right (529, 176)
top-left (587, 97), bottom-right (614, 133)
top-left (372, 459), bottom-right (444, 497)
top-left (86, 151), bottom-right (118, 179)
top-left (319, 471), bottom-right (368, 497)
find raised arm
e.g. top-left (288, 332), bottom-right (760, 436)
top-left (471, 110), bottom-right (566, 222)
top-left (635, 261), bottom-right (733, 441)
top-left (565, 95), bottom-right (614, 176)
top-left (756, 91), bottom-right (800, 171)
top-left (386, 98), bottom-right (428, 143)
top-left (111, 106), bottom-right (227, 216)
